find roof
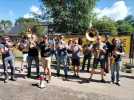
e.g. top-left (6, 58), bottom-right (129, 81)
top-left (8, 23), bottom-right (25, 34)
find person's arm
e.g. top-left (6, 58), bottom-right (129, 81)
top-left (79, 45), bottom-right (83, 52)
top-left (88, 45), bottom-right (93, 50)
top-left (115, 46), bottom-right (125, 56)
top-left (100, 44), bottom-right (106, 53)
top-left (0, 48), bottom-right (5, 54)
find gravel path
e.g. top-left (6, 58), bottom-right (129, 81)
top-left (0, 60), bottom-right (134, 100)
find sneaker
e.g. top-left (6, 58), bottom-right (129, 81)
top-left (115, 82), bottom-right (120, 86)
top-left (101, 79), bottom-right (106, 83)
top-left (27, 74), bottom-right (31, 78)
top-left (4, 79), bottom-right (8, 83)
top-left (76, 75), bottom-right (80, 78)
top-left (46, 80), bottom-right (49, 83)
top-left (86, 70), bottom-right (89, 72)
top-left (45, 75), bottom-right (50, 83)
top-left (110, 81), bottom-right (114, 84)
top-left (88, 78), bottom-right (91, 83)
top-left (57, 73), bottom-right (60, 77)
top-left (81, 69), bottom-right (84, 72)
top-left (65, 75), bottom-right (68, 79)
top-left (73, 74), bottom-right (77, 77)
top-left (10, 78), bottom-right (16, 81)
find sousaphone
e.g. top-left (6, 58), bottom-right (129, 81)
top-left (85, 28), bottom-right (99, 41)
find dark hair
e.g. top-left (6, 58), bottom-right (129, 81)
top-left (78, 38), bottom-right (83, 45)
top-left (23, 35), bottom-right (28, 40)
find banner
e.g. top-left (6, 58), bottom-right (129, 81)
top-left (113, 36), bottom-right (131, 54)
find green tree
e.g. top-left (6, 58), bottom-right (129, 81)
top-left (15, 18), bottom-right (47, 36)
top-left (124, 15), bottom-right (134, 27)
top-left (116, 20), bottom-right (134, 35)
top-left (93, 16), bottom-right (117, 35)
top-left (41, 0), bottom-right (97, 34)
top-left (0, 20), bottom-right (12, 33)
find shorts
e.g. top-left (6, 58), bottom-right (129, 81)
top-left (41, 57), bottom-right (51, 68)
top-left (72, 58), bottom-right (80, 66)
top-left (23, 53), bottom-right (28, 62)
top-left (93, 58), bottom-right (105, 69)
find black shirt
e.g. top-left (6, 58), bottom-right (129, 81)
top-left (113, 45), bottom-right (124, 62)
top-left (28, 42), bottom-right (38, 56)
top-left (1, 43), bottom-right (13, 58)
top-left (105, 41), bottom-right (112, 56)
top-left (39, 41), bottom-right (52, 57)
top-left (56, 41), bottom-right (67, 56)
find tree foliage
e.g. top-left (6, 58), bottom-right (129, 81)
top-left (124, 15), bottom-right (134, 27)
top-left (116, 20), bottom-right (134, 35)
top-left (15, 18), bottom-right (47, 36)
top-left (0, 20), bottom-right (12, 33)
top-left (93, 16), bottom-right (117, 35)
top-left (41, 0), bottom-right (97, 34)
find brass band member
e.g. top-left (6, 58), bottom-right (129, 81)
top-left (55, 35), bottom-right (68, 78)
top-left (110, 38), bottom-right (125, 86)
top-left (0, 36), bottom-right (16, 83)
top-left (18, 35), bottom-right (29, 72)
top-left (89, 35), bottom-right (107, 83)
top-left (104, 35), bottom-right (112, 73)
top-left (39, 35), bottom-right (53, 83)
top-left (71, 39), bottom-right (82, 77)
top-left (27, 31), bottom-right (40, 78)
top-left (82, 41), bottom-right (93, 72)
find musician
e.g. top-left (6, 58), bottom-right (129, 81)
top-left (18, 35), bottom-right (29, 72)
top-left (55, 35), bottom-right (68, 78)
top-left (82, 41), bottom-right (93, 72)
top-left (0, 36), bottom-right (16, 83)
top-left (111, 38), bottom-right (124, 86)
top-left (71, 39), bottom-right (82, 77)
top-left (39, 35), bottom-right (53, 83)
top-left (89, 35), bottom-right (107, 83)
top-left (104, 35), bottom-right (112, 73)
top-left (67, 39), bottom-right (73, 66)
top-left (27, 33), bottom-right (40, 78)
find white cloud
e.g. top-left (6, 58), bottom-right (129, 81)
top-left (23, 13), bottom-right (33, 18)
top-left (95, 1), bottom-right (129, 21)
top-left (24, 5), bottom-right (41, 18)
top-left (30, 5), bottom-right (42, 15)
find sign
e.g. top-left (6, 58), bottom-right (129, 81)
top-left (113, 36), bottom-right (130, 54)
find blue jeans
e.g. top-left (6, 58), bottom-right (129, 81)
top-left (2, 56), bottom-right (15, 80)
top-left (56, 55), bottom-right (68, 76)
top-left (111, 61), bottom-right (121, 83)
top-left (27, 56), bottom-right (40, 77)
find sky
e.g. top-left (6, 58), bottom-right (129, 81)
top-left (0, 0), bottom-right (134, 23)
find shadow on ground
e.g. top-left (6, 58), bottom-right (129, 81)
top-left (120, 75), bottom-right (134, 79)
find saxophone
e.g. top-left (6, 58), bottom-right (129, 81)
top-left (111, 48), bottom-right (117, 64)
